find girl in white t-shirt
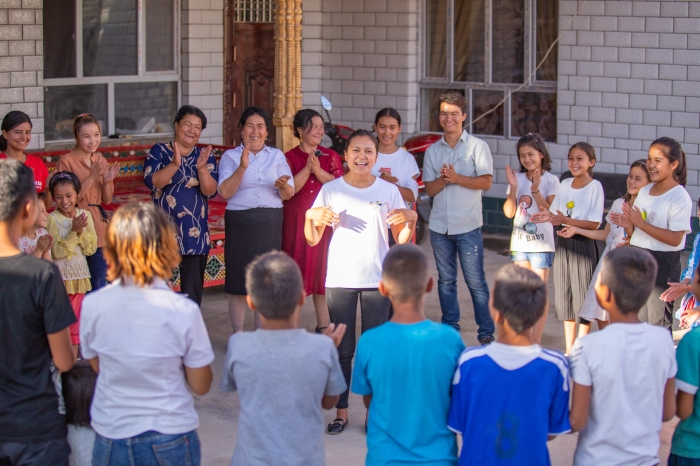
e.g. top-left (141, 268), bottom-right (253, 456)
top-left (532, 142), bottom-right (604, 354)
top-left (559, 159), bottom-right (651, 332)
top-left (305, 129), bottom-right (417, 435)
top-left (503, 132), bottom-right (559, 344)
top-left (610, 137), bottom-right (693, 329)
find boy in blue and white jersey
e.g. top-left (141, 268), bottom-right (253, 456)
top-left (448, 264), bottom-right (570, 466)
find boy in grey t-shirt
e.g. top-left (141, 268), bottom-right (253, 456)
top-left (221, 252), bottom-right (347, 466)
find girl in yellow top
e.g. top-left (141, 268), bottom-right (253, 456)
top-left (47, 172), bottom-right (97, 355)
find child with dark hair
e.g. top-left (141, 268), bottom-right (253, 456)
top-left (448, 264), bottom-right (570, 465)
top-left (19, 191), bottom-right (53, 261)
top-left (47, 171), bottom-right (97, 356)
top-left (221, 251), bottom-right (347, 466)
top-left (62, 361), bottom-right (97, 466)
top-left (352, 244), bottom-right (464, 465)
top-left (0, 159), bottom-right (75, 465)
top-left (570, 247), bottom-right (677, 466)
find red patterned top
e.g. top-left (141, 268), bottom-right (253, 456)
top-left (282, 146), bottom-right (343, 295)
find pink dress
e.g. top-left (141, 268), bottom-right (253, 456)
top-left (282, 146), bottom-right (343, 295)
top-left (19, 228), bottom-right (49, 255)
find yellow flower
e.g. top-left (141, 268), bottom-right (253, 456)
top-left (166, 195), bottom-right (177, 208)
top-left (565, 201), bottom-right (575, 210)
top-left (189, 227), bottom-right (200, 238)
top-left (641, 210), bottom-right (648, 221)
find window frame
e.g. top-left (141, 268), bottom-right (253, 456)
top-left (419, 0), bottom-right (557, 139)
top-left (43, 0), bottom-right (181, 142)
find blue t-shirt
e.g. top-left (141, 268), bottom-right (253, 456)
top-left (351, 320), bottom-right (466, 466)
top-left (448, 343), bottom-right (570, 466)
top-left (671, 327), bottom-right (700, 459)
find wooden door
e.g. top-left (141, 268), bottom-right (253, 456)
top-left (224, 20), bottom-right (276, 147)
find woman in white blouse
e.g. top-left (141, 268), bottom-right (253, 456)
top-left (218, 107), bottom-right (295, 332)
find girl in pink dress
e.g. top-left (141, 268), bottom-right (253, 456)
top-left (282, 109), bottom-right (343, 332)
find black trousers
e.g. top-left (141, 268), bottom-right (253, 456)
top-left (179, 254), bottom-right (208, 306)
top-left (637, 248), bottom-right (681, 330)
top-left (327, 287), bottom-right (391, 410)
top-left (0, 437), bottom-right (70, 466)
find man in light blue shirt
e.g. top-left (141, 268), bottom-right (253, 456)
top-left (422, 92), bottom-right (495, 344)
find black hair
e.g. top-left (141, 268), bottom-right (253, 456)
top-left (516, 132), bottom-right (552, 173)
top-left (245, 251), bottom-right (303, 320)
top-left (492, 265), bottom-right (547, 333)
top-left (61, 361), bottom-right (97, 427)
top-left (599, 247), bottom-right (657, 314)
top-left (651, 136), bottom-right (687, 186)
top-left (0, 110), bottom-right (32, 152)
top-left (438, 92), bottom-right (468, 115)
top-left (238, 106), bottom-right (272, 132)
top-left (374, 108), bottom-right (402, 127)
top-left (345, 129), bottom-right (379, 154)
top-left (292, 109), bottom-right (324, 139)
top-left (624, 159), bottom-right (651, 204)
top-left (0, 158), bottom-right (36, 222)
top-left (173, 105), bottom-right (207, 130)
top-left (49, 171), bottom-right (81, 198)
top-left (569, 141), bottom-right (597, 177)
top-left (382, 244), bottom-right (429, 303)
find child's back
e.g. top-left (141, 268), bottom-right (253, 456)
top-left (353, 320), bottom-right (465, 465)
top-left (221, 329), bottom-right (345, 466)
top-left (671, 326), bottom-right (700, 462)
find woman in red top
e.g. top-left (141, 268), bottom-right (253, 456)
top-left (0, 111), bottom-right (49, 198)
top-left (282, 109), bottom-right (343, 332)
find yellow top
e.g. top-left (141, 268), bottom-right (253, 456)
top-left (47, 208), bottom-right (97, 294)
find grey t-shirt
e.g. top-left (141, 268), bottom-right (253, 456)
top-left (221, 329), bottom-right (347, 466)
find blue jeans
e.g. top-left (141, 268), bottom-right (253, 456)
top-left (86, 247), bottom-right (108, 291)
top-left (92, 430), bottom-right (201, 466)
top-left (430, 228), bottom-right (494, 337)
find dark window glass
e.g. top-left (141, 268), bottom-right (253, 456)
top-left (44, 85), bottom-right (108, 141)
top-left (536, 0), bottom-right (558, 81)
top-left (425, 0), bottom-right (447, 78)
top-left (472, 90), bottom-right (504, 136)
top-left (511, 92), bottom-right (557, 141)
top-left (44, 0), bottom-right (76, 78)
top-left (146, 0), bottom-right (175, 72)
top-left (420, 88), bottom-right (466, 132)
top-left (83, 0), bottom-right (138, 77)
top-left (114, 82), bottom-right (177, 135)
top-left (454, 0), bottom-right (485, 82)
top-left (492, 0), bottom-right (524, 83)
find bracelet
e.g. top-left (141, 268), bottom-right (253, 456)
top-left (531, 190), bottom-right (539, 194)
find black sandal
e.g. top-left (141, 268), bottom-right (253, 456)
top-left (315, 326), bottom-right (328, 334)
top-left (327, 418), bottom-right (347, 435)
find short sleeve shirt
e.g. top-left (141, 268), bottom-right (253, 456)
top-left (422, 131), bottom-right (493, 235)
top-left (508, 171), bottom-right (560, 253)
top-left (630, 184), bottom-right (692, 252)
top-left (371, 148), bottom-right (421, 208)
top-left (144, 143), bottom-right (219, 255)
top-left (550, 178), bottom-right (604, 225)
top-left (0, 152), bottom-right (49, 192)
top-left (671, 327), bottom-right (700, 459)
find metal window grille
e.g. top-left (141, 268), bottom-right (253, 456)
top-left (234, 0), bottom-right (275, 23)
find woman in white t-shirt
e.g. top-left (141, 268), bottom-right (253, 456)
top-left (560, 159), bottom-right (651, 332)
top-left (532, 142), bottom-right (604, 354)
top-left (305, 129), bottom-right (417, 435)
top-left (80, 203), bottom-right (214, 465)
top-left (610, 137), bottom-right (693, 329)
top-left (503, 132), bottom-right (559, 344)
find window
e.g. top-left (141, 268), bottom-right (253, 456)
top-left (421, 0), bottom-right (558, 141)
top-left (43, 0), bottom-right (179, 142)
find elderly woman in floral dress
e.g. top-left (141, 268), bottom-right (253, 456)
top-left (144, 105), bottom-right (218, 306)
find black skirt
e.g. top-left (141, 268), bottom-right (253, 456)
top-left (636, 247), bottom-right (681, 330)
top-left (224, 208), bottom-right (283, 295)
top-left (553, 235), bottom-right (599, 321)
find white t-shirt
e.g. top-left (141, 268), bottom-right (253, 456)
top-left (629, 184), bottom-right (692, 251)
top-left (80, 279), bottom-right (215, 439)
top-left (605, 198), bottom-right (627, 249)
top-left (550, 178), bottom-right (604, 226)
top-left (371, 147), bottom-right (420, 208)
top-left (68, 425), bottom-right (95, 466)
top-left (570, 323), bottom-right (677, 466)
top-left (507, 171), bottom-right (560, 252)
top-left (311, 177), bottom-right (404, 288)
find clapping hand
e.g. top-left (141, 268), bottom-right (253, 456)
top-left (607, 212), bottom-right (631, 229)
top-left (549, 210), bottom-right (568, 226)
top-left (531, 170), bottom-right (541, 192)
top-left (679, 308), bottom-right (700, 329)
top-left (441, 163), bottom-right (459, 184)
top-left (530, 206), bottom-right (552, 224)
top-left (306, 150), bottom-right (321, 173)
top-left (239, 143), bottom-right (251, 170)
top-left (387, 208), bottom-right (418, 226)
top-left (306, 206), bottom-right (339, 227)
top-left (323, 323), bottom-right (347, 347)
top-left (621, 202), bottom-right (644, 228)
top-left (197, 145), bottom-right (213, 171)
top-left (556, 226), bottom-right (579, 238)
top-left (660, 282), bottom-right (690, 303)
top-left (36, 234), bottom-right (53, 253)
top-left (90, 158), bottom-right (107, 180)
top-left (71, 212), bottom-right (88, 233)
top-left (505, 165), bottom-right (518, 189)
top-left (171, 143), bottom-right (182, 168)
top-left (102, 163), bottom-right (120, 183)
top-left (274, 175), bottom-right (291, 189)
top-left (379, 169), bottom-right (399, 185)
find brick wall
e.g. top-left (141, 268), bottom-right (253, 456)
top-left (0, 0), bottom-right (43, 149)
top-left (181, 0), bottom-right (224, 144)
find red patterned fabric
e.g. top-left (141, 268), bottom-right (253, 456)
top-left (282, 146), bottom-right (343, 296)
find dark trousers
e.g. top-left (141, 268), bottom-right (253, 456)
top-left (637, 248), bottom-right (681, 330)
top-left (0, 437), bottom-right (70, 466)
top-left (327, 287), bottom-right (391, 409)
top-left (86, 247), bottom-right (109, 291)
top-left (179, 255), bottom-right (208, 306)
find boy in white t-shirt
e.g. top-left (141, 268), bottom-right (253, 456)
top-left (569, 247), bottom-right (677, 466)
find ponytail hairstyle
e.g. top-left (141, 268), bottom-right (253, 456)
top-left (0, 111), bottom-right (32, 152)
top-left (72, 113), bottom-right (102, 147)
top-left (650, 136), bottom-right (687, 186)
top-left (345, 129), bottom-right (379, 155)
top-left (516, 132), bottom-right (552, 173)
top-left (568, 141), bottom-right (597, 177)
top-left (374, 108), bottom-right (402, 127)
top-left (623, 159), bottom-right (651, 203)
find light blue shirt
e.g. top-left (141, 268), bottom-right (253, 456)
top-left (352, 320), bottom-right (465, 466)
top-left (422, 130), bottom-right (493, 235)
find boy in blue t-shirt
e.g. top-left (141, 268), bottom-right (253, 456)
top-left (448, 264), bottom-right (570, 466)
top-left (352, 244), bottom-right (465, 466)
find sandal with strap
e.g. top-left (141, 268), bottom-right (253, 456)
top-left (327, 418), bottom-right (347, 435)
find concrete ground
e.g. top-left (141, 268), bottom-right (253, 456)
top-left (193, 233), bottom-right (680, 466)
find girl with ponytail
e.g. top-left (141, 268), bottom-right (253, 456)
top-left (0, 111), bottom-right (49, 195)
top-left (610, 137), bottom-right (693, 329)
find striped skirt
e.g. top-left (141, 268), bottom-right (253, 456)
top-left (553, 235), bottom-right (599, 321)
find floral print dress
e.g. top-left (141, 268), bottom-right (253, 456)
top-left (144, 143), bottom-right (219, 255)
